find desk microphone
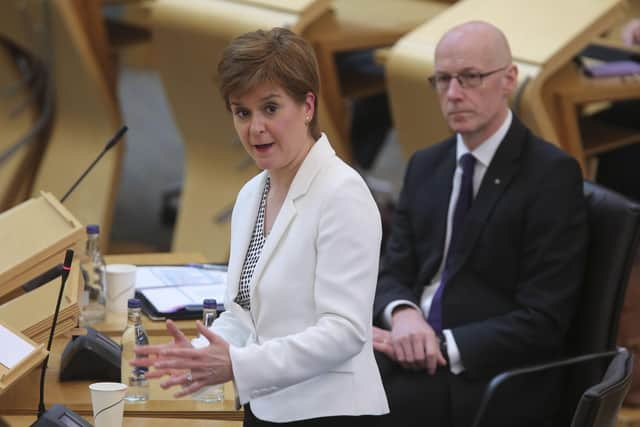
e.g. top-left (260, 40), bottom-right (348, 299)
top-left (60, 125), bottom-right (128, 204)
top-left (21, 264), bottom-right (64, 293)
top-left (31, 249), bottom-right (92, 427)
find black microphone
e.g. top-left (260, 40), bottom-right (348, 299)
top-left (30, 249), bottom-right (93, 427)
top-left (21, 264), bottom-right (64, 293)
top-left (60, 125), bottom-right (128, 204)
top-left (36, 249), bottom-right (74, 418)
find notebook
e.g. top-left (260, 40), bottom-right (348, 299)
top-left (134, 264), bottom-right (227, 320)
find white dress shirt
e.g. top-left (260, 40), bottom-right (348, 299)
top-left (383, 110), bottom-right (512, 374)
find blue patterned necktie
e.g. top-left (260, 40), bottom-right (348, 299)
top-left (428, 153), bottom-right (476, 333)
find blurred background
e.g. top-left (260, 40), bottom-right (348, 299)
top-left (1, 0), bottom-right (640, 413)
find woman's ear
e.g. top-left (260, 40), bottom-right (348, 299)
top-left (304, 91), bottom-right (316, 120)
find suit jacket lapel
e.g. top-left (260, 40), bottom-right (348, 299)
top-left (226, 173), bottom-right (267, 300)
top-left (448, 117), bottom-right (527, 277)
top-left (248, 134), bottom-right (335, 310)
top-left (418, 142), bottom-right (457, 283)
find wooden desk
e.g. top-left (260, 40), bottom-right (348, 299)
top-left (0, 253), bottom-right (242, 421)
top-left (1, 415), bottom-right (241, 427)
top-left (0, 336), bottom-right (241, 420)
top-left (95, 252), bottom-right (208, 337)
top-left (544, 60), bottom-right (640, 177)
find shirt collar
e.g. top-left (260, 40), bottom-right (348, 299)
top-left (456, 109), bottom-right (512, 167)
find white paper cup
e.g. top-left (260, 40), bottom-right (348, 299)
top-left (105, 264), bottom-right (137, 315)
top-left (89, 382), bottom-right (127, 427)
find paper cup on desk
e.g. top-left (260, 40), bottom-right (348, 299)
top-left (89, 382), bottom-right (127, 427)
top-left (105, 264), bottom-right (137, 315)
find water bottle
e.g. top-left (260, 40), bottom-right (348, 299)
top-left (121, 298), bottom-right (149, 402)
top-left (192, 299), bottom-right (224, 403)
top-left (79, 224), bottom-right (106, 326)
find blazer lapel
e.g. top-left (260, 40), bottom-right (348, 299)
top-left (226, 173), bottom-right (267, 300)
top-left (248, 134), bottom-right (335, 311)
top-left (448, 117), bottom-right (527, 277)
top-left (417, 142), bottom-right (457, 283)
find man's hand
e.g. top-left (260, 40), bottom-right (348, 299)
top-left (390, 306), bottom-right (447, 374)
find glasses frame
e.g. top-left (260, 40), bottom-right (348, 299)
top-left (428, 66), bottom-right (509, 92)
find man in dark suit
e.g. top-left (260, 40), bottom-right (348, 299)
top-left (373, 21), bottom-right (588, 427)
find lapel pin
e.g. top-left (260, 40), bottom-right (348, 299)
top-left (494, 178), bottom-right (501, 185)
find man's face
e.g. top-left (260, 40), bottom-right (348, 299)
top-left (434, 31), bottom-right (516, 147)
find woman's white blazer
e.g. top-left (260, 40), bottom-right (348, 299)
top-left (210, 134), bottom-right (389, 422)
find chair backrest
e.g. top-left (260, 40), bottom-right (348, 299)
top-left (570, 347), bottom-right (634, 427)
top-left (560, 181), bottom-right (640, 424)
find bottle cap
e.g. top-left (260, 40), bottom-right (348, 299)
top-left (128, 298), bottom-right (142, 308)
top-left (86, 224), bottom-right (100, 234)
top-left (203, 299), bottom-right (217, 309)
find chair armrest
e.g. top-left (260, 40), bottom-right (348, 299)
top-left (471, 348), bottom-right (621, 427)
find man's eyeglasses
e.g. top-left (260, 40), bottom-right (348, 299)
top-left (428, 66), bottom-right (508, 92)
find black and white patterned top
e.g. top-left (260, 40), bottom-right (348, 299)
top-left (235, 177), bottom-right (271, 310)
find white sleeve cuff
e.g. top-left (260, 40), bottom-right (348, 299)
top-left (443, 329), bottom-right (465, 374)
top-left (382, 300), bottom-right (421, 329)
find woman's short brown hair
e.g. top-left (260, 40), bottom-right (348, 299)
top-left (217, 27), bottom-right (321, 140)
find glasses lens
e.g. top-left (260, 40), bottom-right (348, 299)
top-left (460, 72), bottom-right (480, 88)
top-left (435, 74), bottom-right (451, 91)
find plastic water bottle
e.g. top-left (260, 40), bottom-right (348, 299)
top-left (121, 298), bottom-right (149, 402)
top-left (79, 224), bottom-right (106, 326)
top-left (192, 299), bottom-right (224, 402)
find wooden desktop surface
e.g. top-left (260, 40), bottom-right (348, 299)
top-left (0, 253), bottom-right (242, 421)
top-left (0, 416), bottom-right (241, 427)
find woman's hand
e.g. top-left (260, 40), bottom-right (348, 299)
top-left (132, 319), bottom-right (233, 398)
top-left (131, 319), bottom-right (193, 380)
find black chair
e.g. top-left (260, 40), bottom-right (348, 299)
top-left (571, 348), bottom-right (634, 427)
top-left (473, 181), bottom-right (640, 426)
top-left (472, 347), bottom-right (633, 427)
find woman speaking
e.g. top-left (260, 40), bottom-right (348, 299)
top-left (133, 27), bottom-right (388, 426)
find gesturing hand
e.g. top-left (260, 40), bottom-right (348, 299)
top-left (390, 307), bottom-right (447, 375)
top-left (132, 319), bottom-right (233, 398)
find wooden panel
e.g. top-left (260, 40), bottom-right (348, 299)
top-left (0, 0), bottom-right (125, 251)
top-left (0, 193), bottom-right (83, 300)
top-left (0, 45), bottom-right (41, 212)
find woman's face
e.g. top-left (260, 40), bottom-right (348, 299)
top-left (229, 82), bottom-right (315, 173)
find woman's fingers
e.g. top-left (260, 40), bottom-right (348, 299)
top-left (195, 320), bottom-right (223, 345)
top-left (154, 356), bottom-right (209, 370)
top-left (143, 367), bottom-right (182, 379)
top-left (134, 343), bottom-right (171, 356)
top-left (166, 319), bottom-right (190, 345)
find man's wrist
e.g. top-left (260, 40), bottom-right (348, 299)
top-left (391, 305), bottom-right (422, 326)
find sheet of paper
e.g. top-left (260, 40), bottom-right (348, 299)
top-left (135, 266), bottom-right (226, 289)
top-left (179, 284), bottom-right (226, 305)
top-left (0, 324), bottom-right (34, 369)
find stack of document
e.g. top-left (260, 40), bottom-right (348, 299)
top-left (135, 264), bottom-right (227, 315)
top-left (0, 264), bottom-right (81, 344)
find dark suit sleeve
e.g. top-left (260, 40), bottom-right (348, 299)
top-left (453, 154), bottom-right (588, 377)
top-left (373, 154), bottom-right (421, 323)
